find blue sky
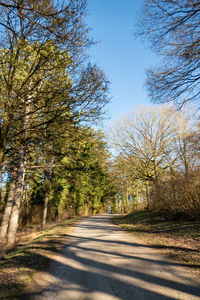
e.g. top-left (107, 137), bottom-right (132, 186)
top-left (86, 0), bottom-right (157, 127)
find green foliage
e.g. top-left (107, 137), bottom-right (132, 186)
top-left (29, 175), bottom-right (46, 207)
top-left (23, 126), bottom-right (115, 224)
top-left (0, 0), bottom-right (111, 242)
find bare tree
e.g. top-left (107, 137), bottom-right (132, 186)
top-left (110, 105), bottom-right (179, 185)
top-left (137, 0), bottom-right (200, 107)
top-left (173, 110), bottom-right (200, 176)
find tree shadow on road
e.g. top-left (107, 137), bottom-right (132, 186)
top-left (1, 215), bottom-right (200, 299)
top-left (10, 234), bottom-right (200, 299)
top-left (63, 233), bottom-right (200, 254)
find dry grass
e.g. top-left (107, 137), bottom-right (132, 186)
top-left (0, 217), bottom-right (82, 299)
top-left (113, 210), bottom-right (200, 275)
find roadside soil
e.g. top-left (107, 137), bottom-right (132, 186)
top-left (0, 217), bottom-right (81, 299)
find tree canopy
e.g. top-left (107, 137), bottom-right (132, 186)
top-left (0, 0), bottom-right (112, 245)
top-left (137, 0), bottom-right (200, 107)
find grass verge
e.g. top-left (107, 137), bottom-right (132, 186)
top-left (0, 217), bottom-right (82, 299)
top-left (113, 210), bottom-right (200, 275)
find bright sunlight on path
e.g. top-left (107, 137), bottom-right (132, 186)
top-left (29, 215), bottom-right (200, 300)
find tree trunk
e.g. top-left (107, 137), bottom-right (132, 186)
top-left (25, 183), bottom-right (30, 216)
top-left (42, 194), bottom-right (49, 229)
top-left (5, 91), bottom-right (33, 245)
top-left (7, 149), bottom-right (26, 246)
top-left (0, 118), bottom-right (9, 172)
top-left (42, 167), bottom-right (52, 228)
top-left (0, 169), bottom-right (17, 240)
top-left (145, 182), bottom-right (150, 211)
top-left (183, 139), bottom-right (189, 178)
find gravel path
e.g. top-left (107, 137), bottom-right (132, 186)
top-left (29, 215), bottom-right (200, 300)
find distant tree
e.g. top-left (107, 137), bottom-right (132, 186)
top-left (172, 110), bottom-right (199, 177)
top-left (110, 155), bottom-right (138, 213)
top-left (111, 105), bottom-right (178, 186)
top-left (110, 105), bottom-right (200, 213)
top-left (137, 0), bottom-right (200, 107)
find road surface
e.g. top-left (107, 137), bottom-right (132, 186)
top-left (29, 215), bottom-right (200, 300)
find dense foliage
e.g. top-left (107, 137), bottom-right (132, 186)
top-left (19, 126), bottom-right (115, 227)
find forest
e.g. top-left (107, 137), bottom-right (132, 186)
top-left (0, 0), bottom-right (200, 251)
top-left (0, 0), bottom-right (114, 247)
top-left (0, 1), bottom-right (199, 299)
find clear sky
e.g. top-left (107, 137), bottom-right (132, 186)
top-left (86, 0), bottom-right (157, 128)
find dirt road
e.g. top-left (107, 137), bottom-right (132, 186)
top-left (28, 215), bottom-right (200, 300)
